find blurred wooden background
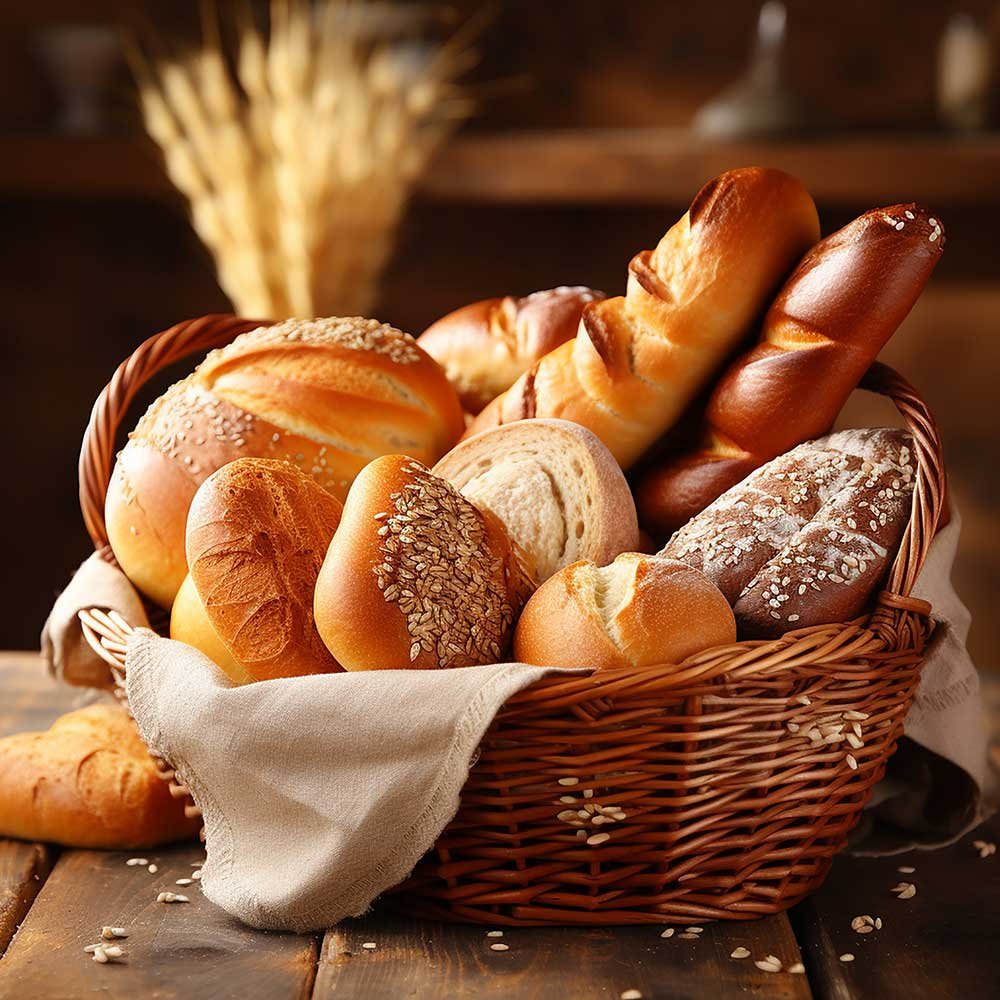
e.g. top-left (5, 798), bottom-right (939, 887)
top-left (0, 1), bottom-right (997, 668)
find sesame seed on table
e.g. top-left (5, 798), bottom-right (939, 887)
top-left (0, 652), bottom-right (997, 1000)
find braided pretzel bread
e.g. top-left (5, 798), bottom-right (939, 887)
top-left (463, 168), bottom-right (820, 466)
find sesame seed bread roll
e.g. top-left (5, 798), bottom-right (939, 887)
top-left (418, 286), bottom-right (604, 413)
top-left (169, 574), bottom-right (253, 684)
top-left (432, 419), bottom-right (639, 583)
top-left (314, 456), bottom-right (535, 671)
top-left (106, 317), bottom-right (464, 608)
top-left (659, 428), bottom-right (916, 638)
top-left (465, 168), bottom-right (820, 466)
top-left (514, 554), bottom-right (736, 671)
top-left (184, 458), bottom-right (345, 682)
top-left (0, 704), bottom-right (200, 848)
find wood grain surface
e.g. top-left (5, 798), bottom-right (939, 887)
top-left (315, 910), bottom-right (812, 1000)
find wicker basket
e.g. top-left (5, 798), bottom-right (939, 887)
top-left (78, 314), bottom-right (946, 926)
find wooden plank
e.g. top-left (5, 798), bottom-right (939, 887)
top-left (1, 131), bottom-right (999, 205)
top-left (790, 813), bottom-right (1000, 1000)
top-left (0, 840), bottom-right (53, 957)
top-left (313, 909), bottom-right (812, 1000)
top-left (0, 844), bottom-right (319, 1000)
top-left (0, 651), bottom-right (81, 738)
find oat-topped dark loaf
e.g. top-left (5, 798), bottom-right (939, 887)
top-left (659, 428), bottom-right (915, 638)
top-left (314, 455), bottom-right (536, 670)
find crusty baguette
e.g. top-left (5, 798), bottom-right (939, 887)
top-left (432, 419), bottom-right (638, 582)
top-left (514, 554), bottom-right (736, 670)
top-left (185, 458), bottom-right (345, 682)
top-left (0, 704), bottom-right (200, 848)
top-left (314, 456), bottom-right (534, 670)
top-left (106, 317), bottom-right (464, 608)
top-left (638, 206), bottom-right (944, 535)
top-left (659, 428), bottom-right (916, 638)
top-left (418, 286), bottom-right (603, 413)
top-left (464, 168), bottom-right (820, 466)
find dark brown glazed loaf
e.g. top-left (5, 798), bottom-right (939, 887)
top-left (638, 206), bottom-right (944, 536)
top-left (659, 428), bottom-right (916, 638)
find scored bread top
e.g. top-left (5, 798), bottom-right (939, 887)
top-left (185, 457), bottom-right (344, 680)
top-left (661, 427), bottom-right (916, 637)
top-left (433, 418), bottom-right (638, 582)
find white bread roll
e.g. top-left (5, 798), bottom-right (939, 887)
top-left (433, 419), bottom-right (639, 583)
top-left (106, 317), bottom-right (464, 608)
top-left (514, 554), bottom-right (736, 670)
top-left (185, 458), bottom-right (345, 683)
top-left (314, 455), bottom-right (535, 671)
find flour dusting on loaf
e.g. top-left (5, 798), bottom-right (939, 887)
top-left (661, 428), bottom-right (915, 637)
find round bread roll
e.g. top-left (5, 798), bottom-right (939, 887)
top-left (0, 704), bottom-right (200, 848)
top-left (418, 286), bottom-right (604, 412)
top-left (314, 455), bottom-right (535, 671)
top-left (432, 419), bottom-right (639, 583)
top-left (184, 457), bottom-right (345, 682)
top-left (170, 574), bottom-right (252, 684)
top-left (659, 428), bottom-right (915, 637)
top-left (106, 317), bottom-right (464, 608)
top-left (514, 554), bottom-right (736, 670)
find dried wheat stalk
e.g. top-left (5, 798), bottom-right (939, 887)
top-left (128, 0), bottom-right (474, 319)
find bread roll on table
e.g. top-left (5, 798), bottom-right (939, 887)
top-left (106, 317), bottom-right (464, 608)
top-left (0, 704), bottom-right (199, 848)
top-left (659, 428), bottom-right (916, 637)
top-left (433, 419), bottom-right (638, 582)
top-left (315, 455), bottom-right (534, 671)
top-left (638, 205), bottom-right (944, 535)
top-left (464, 168), bottom-right (820, 466)
top-left (184, 458), bottom-right (345, 682)
top-left (418, 286), bottom-right (603, 412)
top-left (514, 554), bottom-right (736, 670)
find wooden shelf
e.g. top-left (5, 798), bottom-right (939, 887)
top-left (1, 129), bottom-right (999, 205)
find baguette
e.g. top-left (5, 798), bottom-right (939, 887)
top-left (464, 168), bottom-right (820, 466)
top-left (638, 206), bottom-right (944, 535)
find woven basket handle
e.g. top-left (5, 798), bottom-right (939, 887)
top-left (859, 361), bottom-right (946, 606)
top-left (79, 314), bottom-right (265, 549)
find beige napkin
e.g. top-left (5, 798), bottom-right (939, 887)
top-left (41, 512), bottom-right (993, 930)
top-left (125, 632), bottom-right (562, 931)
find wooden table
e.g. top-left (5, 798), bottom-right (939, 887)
top-left (0, 652), bottom-right (996, 1000)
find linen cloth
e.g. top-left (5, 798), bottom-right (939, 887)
top-left (40, 512), bottom-right (994, 930)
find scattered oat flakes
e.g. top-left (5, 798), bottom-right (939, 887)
top-left (147, 864), bottom-right (158, 874)
top-left (897, 865), bottom-right (915, 874)
top-left (620, 991), bottom-right (643, 1000)
top-left (754, 955), bottom-right (782, 973)
top-left (101, 926), bottom-right (127, 940)
top-left (973, 840), bottom-right (996, 858)
top-left (361, 942), bottom-right (377, 950)
top-left (730, 946), bottom-right (750, 959)
top-left (486, 930), bottom-right (504, 938)
top-left (587, 833), bottom-right (611, 846)
top-left (891, 882), bottom-right (917, 899)
top-left (125, 858), bottom-right (148, 867)
top-left (789, 962), bottom-right (805, 974)
top-left (840, 953), bottom-right (855, 963)
top-left (660, 928), bottom-right (675, 939)
top-left (490, 943), bottom-right (509, 952)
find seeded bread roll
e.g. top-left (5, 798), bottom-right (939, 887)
top-left (659, 428), bottom-right (915, 637)
top-left (0, 704), bottom-right (200, 848)
top-left (314, 455), bottom-right (535, 670)
top-left (184, 458), bottom-right (345, 682)
top-left (514, 554), bottom-right (736, 670)
top-left (432, 419), bottom-right (639, 583)
top-left (418, 286), bottom-right (604, 413)
top-left (106, 317), bottom-right (464, 608)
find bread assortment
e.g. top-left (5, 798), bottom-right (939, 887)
top-left (418, 286), bottom-right (603, 413)
top-left (464, 167), bottom-right (820, 466)
top-left (432, 419), bottom-right (638, 582)
top-left (314, 456), bottom-right (535, 670)
top-left (660, 428), bottom-right (917, 638)
top-left (82, 169), bottom-right (940, 681)
top-left (184, 458), bottom-right (345, 682)
top-left (0, 704), bottom-right (200, 848)
top-left (106, 316), bottom-right (464, 608)
top-left (638, 205), bottom-right (944, 534)
top-left (514, 554), bottom-right (736, 670)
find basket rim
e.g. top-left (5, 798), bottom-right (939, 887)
top-left (77, 316), bottom-right (947, 688)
